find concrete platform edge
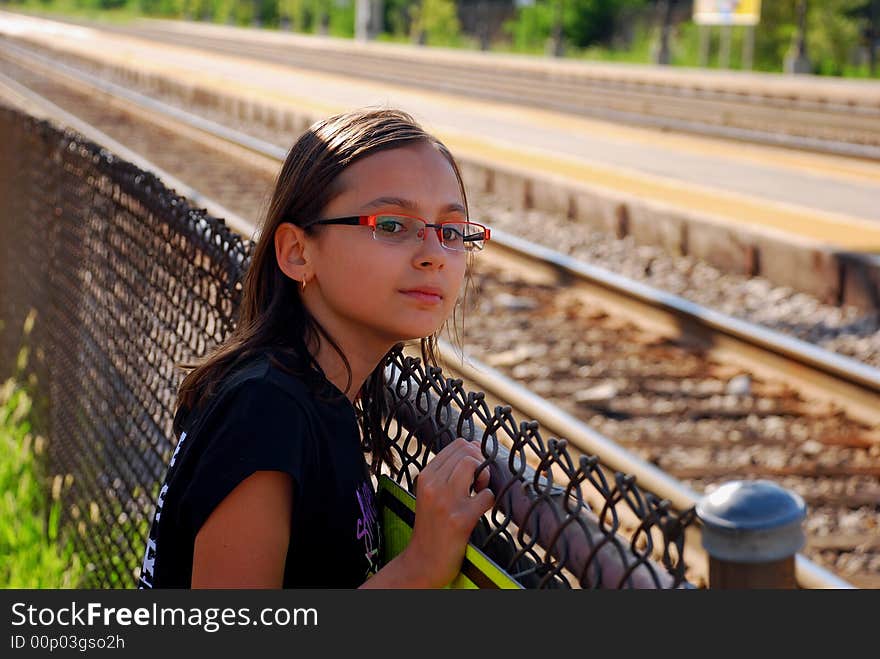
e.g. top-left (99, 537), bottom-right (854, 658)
top-left (20, 44), bottom-right (879, 312)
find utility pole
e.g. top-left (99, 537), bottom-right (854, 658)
top-left (356, 0), bottom-right (370, 41)
top-left (698, 23), bottom-right (710, 68)
top-left (743, 24), bottom-right (755, 70)
top-left (719, 23), bottom-right (731, 68)
top-left (318, 5), bottom-right (330, 35)
top-left (369, 0), bottom-right (384, 39)
top-left (479, 0), bottom-right (492, 51)
top-left (656, 0), bottom-right (674, 65)
top-left (252, 0), bottom-right (262, 28)
top-left (871, 0), bottom-right (879, 76)
top-left (785, 0), bottom-right (812, 74)
top-left (549, 0), bottom-right (564, 57)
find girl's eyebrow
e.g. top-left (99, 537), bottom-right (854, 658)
top-left (361, 196), bottom-right (466, 215)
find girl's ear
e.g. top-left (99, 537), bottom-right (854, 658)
top-left (274, 222), bottom-right (311, 284)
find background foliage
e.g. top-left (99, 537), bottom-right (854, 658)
top-left (0, 314), bottom-right (83, 588)
top-left (6, 1), bottom-right (879, 84)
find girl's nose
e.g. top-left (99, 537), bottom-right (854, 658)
top-left (413, 227), bottom-right (446, 269)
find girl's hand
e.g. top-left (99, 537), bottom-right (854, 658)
top-left (399, 438), bottom-right (495, 588)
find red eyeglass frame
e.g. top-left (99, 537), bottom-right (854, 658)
top-left (307, 213), bottom-right (491, 247)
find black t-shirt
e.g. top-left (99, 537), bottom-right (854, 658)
top-left (138, 354), bottom-right (381, 588)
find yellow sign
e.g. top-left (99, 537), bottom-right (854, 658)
top-left (694, 0), bottom-right (761, 26)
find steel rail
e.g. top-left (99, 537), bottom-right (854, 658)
top-left (5, 38), bottom-right (877, 425)
top-left (386, 354), bottom-right (681, 589)
top-left (482, 231), bottom-right (880, 429)
top-left (0, 68), bottom-right (254, 238)
top-left (5, 39), bottom-right (877, 425)
top-left (434, 340), bottom-right (856, 589)
top-left (1, 48), bottom-right (864, 588)
top-left (0, 75), bottom-right (679, 589)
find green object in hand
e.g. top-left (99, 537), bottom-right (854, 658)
top-left (377, 475), bottom-right (522, 589)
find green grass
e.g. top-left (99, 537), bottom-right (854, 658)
top-left (0, 315), bottom-right (84, 588)
top-left (11, 0), bottom-right (144, 24)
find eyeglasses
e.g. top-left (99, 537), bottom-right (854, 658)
top-left (306, 214), bottom-right (491, 252)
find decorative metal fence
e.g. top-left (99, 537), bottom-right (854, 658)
top-left (0, 105), bottom-right (698, 589)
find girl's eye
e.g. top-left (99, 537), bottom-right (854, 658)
top-left (441, 226), bottom-right (463, 242)
top-left (375, 219), bottom-right (406, 234)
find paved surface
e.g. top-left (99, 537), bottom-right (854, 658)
top-left (97, 12), bottom-right (880, 108)
top-left (2, 11), bottom-right (880, 251)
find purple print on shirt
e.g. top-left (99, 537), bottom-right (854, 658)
top-left (356, 480), bottom-right (379, 578)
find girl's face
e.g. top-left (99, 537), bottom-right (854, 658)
top-left (302, 141), bottom-right (469, 348)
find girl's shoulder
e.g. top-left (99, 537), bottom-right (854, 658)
top-left (179, 355), bottom-right (325, 465)
top-left (213, 352), bottom-right (312, 413)
top-left (176, 353), bottom-right (293, 436)
top-left (204, 351), bottom-right (350, 421)
top-left (177, 350), bottom-right (354, 449)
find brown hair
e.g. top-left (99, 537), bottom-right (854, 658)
top-left (174, 108), bottom-right (471, 475)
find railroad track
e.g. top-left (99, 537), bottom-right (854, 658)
top-left (5, 13), bottom-right (880, 160)
top-left (1, 45), bottom-right (877, 588)
top-left (4, 36), bottom-right (878, 369)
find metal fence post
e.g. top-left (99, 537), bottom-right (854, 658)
top-left (696, 480), bottom-right (806, 589)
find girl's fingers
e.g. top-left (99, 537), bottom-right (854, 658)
top-left (419, 440), bottom-right (492, 530)
top-left (466, 488), bottom-right (495, 519)
top-left (425, 437), bottom-right (469, 475)
top-left (448, 455), bottom-right (483, 493)
top-left (416, 439), bottom-right (472, 498)
top-left (472, 463), bottom-right (491, 493)
top-left (425, 438), bottom-right (482, 483)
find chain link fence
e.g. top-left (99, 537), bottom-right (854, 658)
top-left (0, 105), bottom-right (698, 588)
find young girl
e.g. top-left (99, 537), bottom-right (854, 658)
top-left (138, 107), bottom-right (495, 589)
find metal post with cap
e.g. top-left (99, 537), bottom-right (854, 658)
top-left (696, 480), bottom-right (807, 589)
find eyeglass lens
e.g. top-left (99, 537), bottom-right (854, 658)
top-left (373, 215), bottom-right (485, 251)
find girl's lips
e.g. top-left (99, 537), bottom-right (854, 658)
top-left (400, 290), bottom-right (443, 305)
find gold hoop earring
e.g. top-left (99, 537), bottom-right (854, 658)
top-left (301, 278), bottom-right (307, 292)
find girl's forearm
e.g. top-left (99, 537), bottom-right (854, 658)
top-left (358, 550), bottom-right (437, 589)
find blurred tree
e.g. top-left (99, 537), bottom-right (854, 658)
top-left (409, 0), bottom-right (462, 45)
top-left (751, 0), bottom-right (797, 70)
top-left (566, 0), bottom-right (647, 49)
top-left (505, 0), bottom-right (648, 53)
top-left (193, 0), bottom-right (214, 20)
top-left (138, 0), bottom-right (183, 16)
top-left (77, 0), bottom-right (127, 8)
top-left (314, 0), bottom-right (329, 32)
top-left (233, 0), bottom-right (254, 24)
top-left (504, 1), bottom-right (554, 52)
top-left (846, 0), bottom-right (879, 74)
top-left (807, 0), bottom-right (864, 74)
top-left (279, 0), bottom-right (294, 28)
top-left (755, 0), bottom-right (866, 75)
top-left (336, 0), bottom-right (358, 37)
top-left (285, 0), bottom-right (315, 30)
top-left (384, 0), bottom-right (417, 36)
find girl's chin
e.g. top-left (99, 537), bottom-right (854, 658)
top-left (382, 323), bottom-right (446, 345)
